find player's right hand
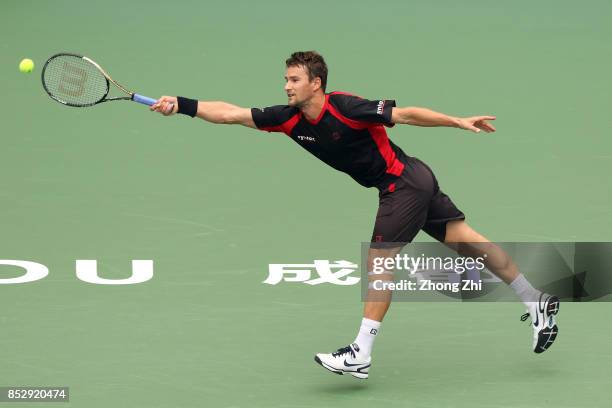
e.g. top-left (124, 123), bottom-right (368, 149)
top-left (151, 96), bottom-right (178, 116)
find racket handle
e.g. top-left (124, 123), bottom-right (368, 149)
top-left (132, 94), bottom-right (157, 106)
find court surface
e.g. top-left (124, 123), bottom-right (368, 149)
top-left (1, 1), bottom-right (611, 407)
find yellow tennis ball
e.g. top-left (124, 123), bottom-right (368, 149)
top-left (19, 58), bottom-right (34, 73)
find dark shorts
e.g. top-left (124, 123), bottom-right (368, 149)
top-left (371, 157), bottom-right (465, 247)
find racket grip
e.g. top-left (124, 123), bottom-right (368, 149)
top-left (132, 94), bottom-right (157, 106)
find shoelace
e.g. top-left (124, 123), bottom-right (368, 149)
top-left (520, 312), bottom-right (530, 322)
top-left (332, 345), bottom-right (355, 358)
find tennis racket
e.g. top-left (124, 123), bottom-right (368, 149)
top-left (41, 52), bottom-right (159, 108)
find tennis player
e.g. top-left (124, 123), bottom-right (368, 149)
top-left (151, 51), bottom-right (560, 379)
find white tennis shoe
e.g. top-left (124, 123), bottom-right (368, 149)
top-left (314, 343), bottom-right (371, 379)
top-left (521, 292), bottom-right (560, 353)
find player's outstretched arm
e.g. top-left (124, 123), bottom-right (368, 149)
top-left (150, 96), bottom-right (256, 129)
top-left (391, 107), bottom-right (496, 133)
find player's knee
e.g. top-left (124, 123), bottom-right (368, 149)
top-left (367, 247), bottom-right (402, 273)
top-left (444, 220), bottom-right (469, 243)
top-left (454, 242), bottom-right (511, 271)
top-left (454, 242), bottom-right (487, 259)
top-left (445, 221), bottom-right (487, 243)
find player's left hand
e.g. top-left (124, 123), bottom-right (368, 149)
top-left (457, 116), bottom-right (496, 133)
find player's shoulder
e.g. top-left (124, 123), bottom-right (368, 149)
top-left (253, 104), bottom-right (299, 119)
top-left (254, 104), bottom-right (299, 114)
top-left (327, 91), bottom-right (366, 112)
top-left (328, 91), bottom-right (364, 103)
top-left (251, 104), bottom-right (300, 128)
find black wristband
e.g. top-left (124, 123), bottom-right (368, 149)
top-left (176, 96), bottom-right (198, 118)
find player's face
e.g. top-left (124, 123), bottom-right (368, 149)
top-left (284, 65), bottom-right (320, 107)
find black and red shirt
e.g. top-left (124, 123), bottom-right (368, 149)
top-left (251, 92), bottom-right (408, 189)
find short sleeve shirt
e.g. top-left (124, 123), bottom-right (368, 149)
top-left (251, 92), bottom-right (407, 188)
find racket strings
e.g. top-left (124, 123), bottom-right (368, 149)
top-left (42, 55), bottom-right (109, 106)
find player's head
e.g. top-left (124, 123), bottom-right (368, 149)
top-left (284, 51), bottom-right (328, 107)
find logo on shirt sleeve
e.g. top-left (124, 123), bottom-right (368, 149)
top-left (376, 100), bottom-right (385, 115)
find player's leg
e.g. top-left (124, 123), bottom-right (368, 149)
top-left (444, 220), bottom-right (520, 284)
top-left (313, 245), bottom-right (403, 379)
top-left (443, 220), bottom-right (543, 306)
top-left (442, 220), bottom-right (560, 353)
top-left (363, 246), bottom-right (402, 321)
top-left (415, 154), bottom-right (560, 354)
top-left (314, 157), bottom-right (435, 379)
top-left (415, 163), bottom-right (540, 299)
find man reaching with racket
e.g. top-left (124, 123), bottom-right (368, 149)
top-left (151, 51), bottom-right (560, 379)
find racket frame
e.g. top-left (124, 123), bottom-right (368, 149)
top-left (41, 53), bottom-right (155, 107)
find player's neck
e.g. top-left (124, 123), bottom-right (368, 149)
top-left (300, 93), bottom-right (326, 122)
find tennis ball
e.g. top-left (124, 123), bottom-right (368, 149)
top-left (19, 58), bottom-right (34, 73)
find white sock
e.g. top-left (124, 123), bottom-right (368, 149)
top-left (509, 273), bottom-right (540, 305)
top-left (353, 318), bottom-right (381, 358)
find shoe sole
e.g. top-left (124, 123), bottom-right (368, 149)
top-left (314, 356), bottom-right (369, 379)
top-left (535, 295), bottom-right (560, 354)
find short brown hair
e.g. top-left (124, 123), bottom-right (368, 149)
top-left (285, 51), bottom-right (328, 92)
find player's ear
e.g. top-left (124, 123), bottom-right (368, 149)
top-left (312, 76), bottom-right (322, 92)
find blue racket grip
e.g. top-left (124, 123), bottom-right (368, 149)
top-left (132, 94), bottom-right (157, 106)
